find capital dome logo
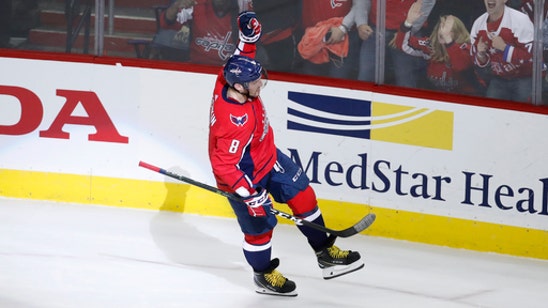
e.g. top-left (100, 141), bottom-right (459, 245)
top-left (287, 91), bottom-right (453, 150)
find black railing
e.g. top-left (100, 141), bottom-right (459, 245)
top-left (64, 0), bottom-right (93, 54)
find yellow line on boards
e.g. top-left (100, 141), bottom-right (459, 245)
top-left (0, 168), bottom-right (546, 260)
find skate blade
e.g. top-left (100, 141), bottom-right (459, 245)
top-left (255, 287), bottom-right (298, 297)
top-left (322, 261), bottom-right (365, 280)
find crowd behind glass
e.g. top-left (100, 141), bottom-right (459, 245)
top-left (1, 0), bottom-right (547, 105)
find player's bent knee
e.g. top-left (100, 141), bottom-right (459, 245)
top-left (287, 185), bottom-right (317, 216)
top-left (244, 229), bottom-right (273, 245)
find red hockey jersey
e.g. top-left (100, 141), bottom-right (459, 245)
top-left (208, 43), bottom-right (277, 194)
top-left (160, 0), bottom-right (248, 66)
top-left (189, 1), bottom-right (237, 66)
top-left (394, 29), bottom-right (480, 95)
top-left (470, 6), bottom-right (534, 79)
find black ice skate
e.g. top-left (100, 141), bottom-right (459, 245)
top-left (315, 235), bottom-right (364, 279)
top-left (253, 258), bottom-right (297, 297)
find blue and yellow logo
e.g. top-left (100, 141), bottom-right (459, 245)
top-left (287, 92), bottom-right (453, 150)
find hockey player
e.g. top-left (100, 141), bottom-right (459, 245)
top-left (207, 11), bottom-right (364, 296)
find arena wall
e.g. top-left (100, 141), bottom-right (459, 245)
top-left (1, 51), bottom-right (547, 260)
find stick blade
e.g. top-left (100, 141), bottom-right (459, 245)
top-left (337, 213), bottom-right (376, 237)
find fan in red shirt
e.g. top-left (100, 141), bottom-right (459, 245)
top-left (158, 0), bottom-right (250, 65)
top-left (470, 0), bottom-right (534, 103)
top-left (297, 0), bottom-right (364, 79)
top-left (393, 2), bottom-right (484, 95)
top-left (208, 11), bottom-right (364, 297)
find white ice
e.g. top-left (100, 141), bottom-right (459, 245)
top-left (0, 198), bottom-right (547, 308)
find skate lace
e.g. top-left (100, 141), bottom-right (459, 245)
top-left (327, 245), bottom-right (349, 259)
top-left (264, 270), bottom-right (287, 288)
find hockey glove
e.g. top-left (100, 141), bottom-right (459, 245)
top-left (243, 188), bottom-right (271, 217)
top-left (237, 11), bottom-right (262, 43)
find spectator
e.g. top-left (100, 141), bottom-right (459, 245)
top-left (294, 0), bottom-right (366, 79)
top-left (470, 0), bottom-right (534, 103)
top-left (358, 0), bottom-right (436, 88)
top-left (252, 0), bottom-right (302, 73)
top-left (509, 0), bottom-right (548, 105)
top-left (154, 0), bottom-right (251, 64)
top-left (392, 2), bottom-right (484, 95)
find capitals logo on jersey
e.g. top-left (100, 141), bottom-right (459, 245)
top-left (195, 32), bottom-right (235, 62)
top-left (331, 0), bottom-right (348, 9)
top-left (230, 113), bottom-right (248, 126)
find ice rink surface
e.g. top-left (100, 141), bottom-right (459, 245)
top-left (1, 197), bottom-right (547, 308)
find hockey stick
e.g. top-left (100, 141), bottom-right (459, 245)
top-left (138, 161), bottom-right (375, 237)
